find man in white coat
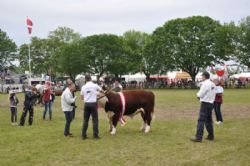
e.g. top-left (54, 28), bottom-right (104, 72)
top-left (61, 83), bottom-right (77, 137)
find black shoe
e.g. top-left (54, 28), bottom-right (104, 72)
top-left (205, 136), bottom-right (214, 141)
top-left (190, 137), bottom-right (202, 142)
top-left (94, 136), bottom-right (101, 139)
top-left (65, 134), bottom-right (74, 137)
top-left (82, 136), bottom-right (88, 140)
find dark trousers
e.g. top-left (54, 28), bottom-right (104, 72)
top-left (64, 111), bottom-right (72, 136)
top-left (10, 107), bottom-right (17, 123)
top-left (19, 107), bottom-right (34, 126)
top-left (82, 103), bottom-right (99, 138)
top-left (214, 102), bottom-right (223, 122)
top-left (43, 101), bottom-right (52, 120)
top-left (196, 102), bottom-right (214, 140)
top-left (71, 108), bottom-right (75, 119)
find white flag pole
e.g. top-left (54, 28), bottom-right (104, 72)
top-left (28, 37), bottom-right (31, 81)
top-left (26, 17), bottom-right (33, 84)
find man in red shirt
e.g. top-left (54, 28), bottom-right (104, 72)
top-left (43, 84), bottom-right (52, 120)
top-left (214, 79), bottom-right (224, 124)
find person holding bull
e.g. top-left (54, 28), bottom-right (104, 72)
top-left (191, 71), bottom-right (216, 142)
top-left (81, 75), bottom-right (103, 140)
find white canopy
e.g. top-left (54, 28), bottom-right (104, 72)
top-left (230, 72), bottom-right (250, 79)
top-left (123, 73), bottom-right (146, 82)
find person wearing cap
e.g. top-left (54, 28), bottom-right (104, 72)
top-left (191, 71), bottom-right (216, 142)
top-left (19, 87), bottom-right (38, 126)
top-left (61, 83), bottom-right (77, 137)
top-left (9, 90), bottom-right (19, 125)
top-left (81, 75), bottom-right (103, 139)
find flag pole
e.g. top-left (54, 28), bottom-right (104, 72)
top-left (26, 16), bottom-right (33, 84)
top-left (28, 38), bottom-right (31, 81)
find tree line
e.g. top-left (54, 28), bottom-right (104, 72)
top-left (1, 16), bottom-right (250, 83)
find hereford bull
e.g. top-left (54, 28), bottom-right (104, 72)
top-left (99, 90), bottom-right (155, 135)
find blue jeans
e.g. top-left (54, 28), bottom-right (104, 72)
top-left (10, 107), bottom-right (17, 123)
top-left (214, 102), bottom-right (223, 122)
top-left (64, 111), bottom-right (72, 136)
top-left (43, 101), bottom-right (52, 120)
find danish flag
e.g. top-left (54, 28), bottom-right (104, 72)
top-left (26, 17), bottom-right (33, 35)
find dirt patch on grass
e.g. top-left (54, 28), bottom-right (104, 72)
top-left (154, 104), bottom-right (250, 121)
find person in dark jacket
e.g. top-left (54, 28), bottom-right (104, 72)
top-left (19, 87), bottom-right (37, 126)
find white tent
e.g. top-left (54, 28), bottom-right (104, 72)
top-left (230, 72), bottom-right (250, 79)
top-left (123, 73), bottom-right (146, 82)
top-left (75, 74), bottom-right (97, 81)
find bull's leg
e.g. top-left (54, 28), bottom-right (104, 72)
top-left (140, 111), bottom-right (147, 132)
top-left (144, 109), bottom-right (152, 133)
top-left (107, 111), bottom-right (114, 132)
top-left (110, 113), bottom-right (119, 135)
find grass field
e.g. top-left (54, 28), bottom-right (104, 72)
top-left (0, 89), bottom-right (250, 166)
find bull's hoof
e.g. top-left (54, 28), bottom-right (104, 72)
top-left (144, 125), bottom-right (150, 133)
top-left (140, 123), bottom-right (146, 132)
top-left (110, 127), bottom-right (116, 135)
top-left (140, 125), bottom-right (145, 132)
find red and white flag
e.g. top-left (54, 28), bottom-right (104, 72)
top-left (26, 17), bottom-right (33, 35)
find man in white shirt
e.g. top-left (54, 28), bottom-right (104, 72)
top-left (81, 75), bottom-right (103, 139)
top-left (61, 83), bottom-right (77, 137)
top-left (191, 71), bottom-right (216, 142)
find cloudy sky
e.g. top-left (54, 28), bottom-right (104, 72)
top-left (1, 0), bottom-right (250, 46)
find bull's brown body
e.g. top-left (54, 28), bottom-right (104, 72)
top-left (104, 90), bottom-right (155, 134)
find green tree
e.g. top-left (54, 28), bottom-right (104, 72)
top-left (47, 26), bottom-right (82, 77)
top-left (18, 37), bottom-right (51, 75)
top-left (123, 30), bottom-right (150, 73)
top-left (80, 34), bottom-right (130, 80)
top-left (143, 35), bottom-right (174, 81)
top-left (48, 26), bottom-right (81, 44)
top-left (0, 29), bottom-right (17, 70)
top-left (150, 16), bottom-right (223, 85)
top-left (213, 22), bottom-right (241, 63)
top-left (238, 16), bottom-right (250, 67)
top-left (57, 42), bottom-right (89, 81)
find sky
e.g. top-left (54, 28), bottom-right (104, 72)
top-left (1, 0), bottom-right (250, 46)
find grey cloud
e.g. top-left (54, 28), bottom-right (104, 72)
top-left (0, 0), bottom-right (249, 45)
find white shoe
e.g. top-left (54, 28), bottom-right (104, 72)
top-left (215, 121), bottom-right (222, 125)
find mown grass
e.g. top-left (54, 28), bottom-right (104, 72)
top-left (0, 89), bottom-right (249, 166)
